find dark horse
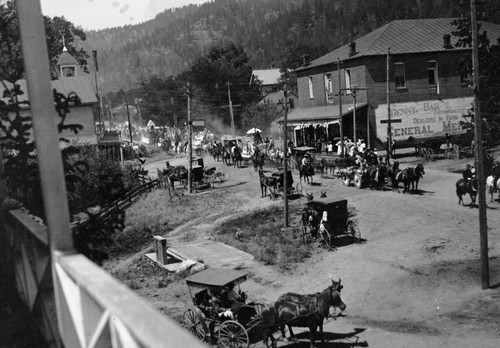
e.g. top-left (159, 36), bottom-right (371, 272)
top-left (163, 163), bottom-right (188, 189)
top-left (300, 163), bottom-right (314, 185)
top-left (232, 145), bottom-right (243, 168)
top-left (302, 206), bottom-right (321, 239)
top-left (365, 163), bottom-right (388, 189)
top-left (212, 144), bottom-right (222, 162)
top-left (392, 163), bottom-right (425, 193)
top-left (410, 163), bottom-right (425, 191)
top-left (263, 281), bottom-right (346, 348)
top-left (252, 150), bottom-right (265, 172)
top-left (456, 178), bottom-right (478, 206)
top-left (258, 169), bottom-right (277, 198)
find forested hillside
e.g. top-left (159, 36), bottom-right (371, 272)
top-left (81, 0), bottom-right (500, 92)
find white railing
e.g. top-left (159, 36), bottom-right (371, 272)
top-left (2, 209), bottom-right (206, 348)
top-left (3, 1), bottom-right (206, 347)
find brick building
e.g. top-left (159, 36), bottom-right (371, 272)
top-left (286, 18), bottom-right (500, 149)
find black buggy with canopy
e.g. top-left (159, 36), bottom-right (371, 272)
top-left (302, 197), bottom-right (361, 249)
top-left (183, 268), bottom-right (269, 347)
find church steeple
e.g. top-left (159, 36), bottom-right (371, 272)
top-left (57, 36), bottom-right (78, 78)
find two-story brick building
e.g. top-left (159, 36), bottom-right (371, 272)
top-left (286, 18), bottom-right (500, 149)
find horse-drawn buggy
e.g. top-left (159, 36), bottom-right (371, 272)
top-left (301, 197), bottom-right (361, 249)
top-left (270, 169), bottom-right (302, 199)
top-left (183, 268), bottom-right (271, 348)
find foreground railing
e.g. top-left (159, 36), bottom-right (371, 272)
top-left (2, 208), bottom-right (206, 348)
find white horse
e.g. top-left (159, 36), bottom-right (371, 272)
top-left (486, 175), bottom-right (500, 202)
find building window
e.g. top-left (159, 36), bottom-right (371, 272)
top-left (427, 61), bottom-right (439, 93)
top-left (324, 73), bottom-right (333, 103)
top-left (395, 63), bottom-right (406, 89)
top-left (345, 69), bottom-right (351, 94)
top-left (308, 76), bottom-right (314, 99)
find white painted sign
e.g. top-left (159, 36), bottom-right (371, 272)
top-left (375, 97), bottom-right (473, 141)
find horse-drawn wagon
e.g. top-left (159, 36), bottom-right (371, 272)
top-left (270, 169), bottom-right (302, 199)
top-left (301, 198), bottom-right (361, 249)
top-left (183, 268), bottom-right (270, 348)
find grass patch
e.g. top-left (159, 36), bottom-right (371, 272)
top-left (213, 206), bottom-right (312, 270)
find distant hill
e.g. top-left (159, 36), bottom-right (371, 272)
top-left (81, 0), bottom-right (500, 93)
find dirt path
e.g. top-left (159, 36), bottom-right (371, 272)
top-left (112, 152), bottom-right (500, 347)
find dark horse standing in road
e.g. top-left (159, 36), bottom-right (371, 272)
top-left (300, 163), bottom-right (314, 185)
top-left (261, 281), bottom-right (346, 348)
top-left (456, 178), bottom-right (478, 206)
top-left (252, 149), bottom-right (266, 172)
top-left (365, 163), bottom-right (388, 189)
top-left (232, 145), bottom-right (243, 168)
top-left (258, 169), bottom-right (277, 198)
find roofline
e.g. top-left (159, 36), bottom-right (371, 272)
top-left (295, 47), bottom-right (472, 74)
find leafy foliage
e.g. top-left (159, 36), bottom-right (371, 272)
top-left (0, 0), bottom-right (88, 82)
top-left (451, 16), bottom-right (500, 147)
top-left (240, 102), bottom-right (282, 132)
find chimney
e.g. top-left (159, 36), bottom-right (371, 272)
top-left (302, 54), bottom-right (310, 67)
top-left (349, 41), bottom-right (357, 57)
top-left (443, 34), bottom-right (452, 49)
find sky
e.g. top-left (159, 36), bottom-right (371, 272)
top-left (40, 0), bottom-right (210, 31)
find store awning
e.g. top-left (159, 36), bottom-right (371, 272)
top-left (276, 103), bottom-right (367, 124)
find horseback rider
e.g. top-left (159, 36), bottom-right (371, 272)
top-left (463, 164), bottom-right (473, 180)
top-left (301, 153), bottom-right (311, 168)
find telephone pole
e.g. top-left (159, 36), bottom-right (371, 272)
top-left (126, 103), bottom-right (133, 143)
top-left (351, 86), bottom-right (358, 144)
top-left (187, 82), bottom-right (193, 193)
top-left (337, 58), bottom-right (344, 157)
top-left (227, 82), bottom-right (235, 137)
top-left (283, 85), bottom-right (289, 227)
top-left (92, 50), bottom-right (105, 133)
top-left (471, 0), bottom-right (489, 289)
top-left (386, 47), bottom-right (392, 157)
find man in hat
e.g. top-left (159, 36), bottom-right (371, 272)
top-left (463, 164), bottom-right (473, 180)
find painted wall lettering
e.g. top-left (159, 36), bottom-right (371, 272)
top-left (375, 97), bottom-right (473, 142)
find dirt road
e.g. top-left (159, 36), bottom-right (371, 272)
top-left (116, 152), bottom-right (500, 347)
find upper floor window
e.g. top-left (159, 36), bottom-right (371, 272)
top-left (345, 69), bottom-right (351, 94)
top-left (308, 76), bottom-right (314, 99)
top-left (324, 73), bottom-right (333, 103)
top-left (427, 61), bottom-right (439, 93)
top-left (395, 63), bottom-right (406, 89)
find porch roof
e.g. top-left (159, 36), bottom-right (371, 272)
top-left (276, 102), bottom-right (367, 124)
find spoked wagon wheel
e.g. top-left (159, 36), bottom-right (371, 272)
top-left (295, 183), bottom-right (303, 196)
top-left (354, 172), bottom-right (363, 189)
top-left (182, 309), bottom-right (206, 341)
top-left (218, 320), bottom-right (249, 348)
top-left (347, 220), bottom-right (361, 242)
top-left (342, 174), bottom-right (351, 186)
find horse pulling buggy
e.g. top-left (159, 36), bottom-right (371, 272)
top-left (270, 169), bottom-right (302, 199)
top-left (183, 268), bottom-right (272, 348)
top-left (302, 198), bottom-right (361, 249)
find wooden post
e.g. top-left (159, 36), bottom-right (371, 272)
top-left (386, 47), bottom-right (392, 157)
top-left (283, 86), bottom-right (289, 227)
top-left (471, 0), bottom-right (489, 289)
top-left (154, 236), bottom-right (168, 265)
top-left (337, 58), bottom-right (344, 157)
top-left (16, 0), bottom-right (74, 252)
top-left (187, 83), bottom-right (193, 193)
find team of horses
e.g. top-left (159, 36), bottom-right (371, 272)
top-left (259, 279), bottom-right (346, 348)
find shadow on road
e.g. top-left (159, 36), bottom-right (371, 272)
top-left (277, 328), bottom-right (368, 347)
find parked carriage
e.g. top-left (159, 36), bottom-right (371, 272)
top-left (270, 169), bottom-right (302, 199)
top-left (302, 198), bottom-right (361, 249)
top-left (183, 268), bottom-right (272, 348)
top-left (191, 157), bottom-right (230, 189)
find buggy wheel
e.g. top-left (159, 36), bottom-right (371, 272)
top-left (296, 183), bottom-right (303, 196)
top-left (354, 173), bottom-right (363, 189)
top-left (347, 220), bottom-right (361, 242)
top-left (218, 320), bottom-right (249, 348)
top-left (182, 309), bottom-right (206, 341)
top-left (342, 174), bottom-right (351, 186)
